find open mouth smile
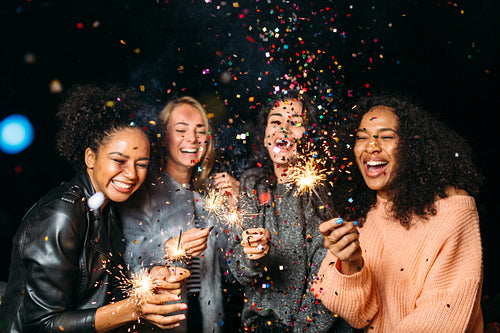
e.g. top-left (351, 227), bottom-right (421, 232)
top-left (180, 148), bottom-right (199, 154)
top-left (364, 160), bottom-right (389, 176)
top-left (111, 179), bottom-right (134, 192)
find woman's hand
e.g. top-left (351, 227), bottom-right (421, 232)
top-left (95, 266), bottom-right (190, 332)
top-left (239, 228), bottom-right (271, 260)
top-left (319, 218), bottom-right (363, 275)
top-left (135, 292), bottom-right (187, 330)
top-left (212, 172), bottom-right (240, 209)
top-left (165, 227), bottom-right (211, 258)
top-left (150, 265), bottom-right (190, 296)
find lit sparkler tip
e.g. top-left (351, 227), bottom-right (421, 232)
top-left (204, 188), bottom-right (226, 218)
top-left (119, 269), bottom-right (156, 303)
top-left (287, 156), bottom-right (327, 196)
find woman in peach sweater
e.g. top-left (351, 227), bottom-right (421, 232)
top-left (311, 95), bottom-right (484, 332)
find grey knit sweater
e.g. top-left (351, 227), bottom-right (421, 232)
top-left (118, 172), bottom-right (224, 333)
top-left (227, 168), bottom-right (355, 333)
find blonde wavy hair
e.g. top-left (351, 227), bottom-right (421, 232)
top-left (159, 96), bottom-right (215, 192)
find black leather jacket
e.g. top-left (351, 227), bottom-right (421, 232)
top-left (0, 170), bottom-right (126, 333)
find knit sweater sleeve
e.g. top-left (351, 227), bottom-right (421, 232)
top-left (392, 198), bottom-right (483, 332)
top-left (227, 169), bottom-right (270, 285)
top-left (312, 196), bottom-right (483, 332)
top-left (312, 252), bottom-right (380, 329)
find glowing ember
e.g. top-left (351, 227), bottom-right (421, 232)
top-left (286, 156), bottom-right (327, 196)
top-left (204, 188), bottom-right (226, 220)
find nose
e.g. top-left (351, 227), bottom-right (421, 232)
top-left (124, 162), bottom-right (138, 180)
top-left (185, 129), bottom-right (197, 143)
top-left (284, 119), bottom-right (294, 133)
top-left (366, 136), bottom-right (381, 153)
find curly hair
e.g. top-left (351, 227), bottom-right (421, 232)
top-left (56, 83), bottom-right (156, 171)
top-left (331, 94), bottom-right (483, 226)
top-left (158, 96), bottom-right (215, 192)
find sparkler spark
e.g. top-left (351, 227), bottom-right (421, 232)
top-left (204, 188), bottom-right (226, 221)
top-left (285, 153), bottom-right (336, 219)
top-left (165, 230), bottom-right (189, 265)
top-left (221, 204), bottom-right (254, 229)
top-left (286, 156), bottom-right (327, 196)
top-left (116, 269), bottom-right (156, 304)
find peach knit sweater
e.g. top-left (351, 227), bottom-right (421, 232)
top-left (312, 195), bottom-right (483, 332)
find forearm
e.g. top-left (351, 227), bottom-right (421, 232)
top-left (95, 299), bottom-right (138, 333)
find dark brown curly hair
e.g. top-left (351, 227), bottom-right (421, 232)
top-left (56, 83), bottom-right (157, 171)
top-left (330, 94), bottom-right (483, 226)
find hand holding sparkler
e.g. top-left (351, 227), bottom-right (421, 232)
top-left (212, 172), bottom-right (240, 210)
top-left (165, 227), bottom-right (212, 259)
top-left (150, 265), bottom-right (191, 296)
top-left (239, 228), bottom-right (271, 260)
top-left (318, 218), bottom-right (363, 276)
top-left (100, 268), bottom-right (188, 331)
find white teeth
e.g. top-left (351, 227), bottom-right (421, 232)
top-left (366, 160), bottom-right (387, 166)
top-left (181, 148), bottom-right (198, 153)
top-left (112, 180), bottom-right (132, 189)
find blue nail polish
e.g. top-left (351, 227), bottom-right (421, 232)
top-left (336, 218), bottom-right (343, 224)
top-left (353, 221), bottom-right (358, 226)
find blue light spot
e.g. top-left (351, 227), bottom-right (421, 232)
top-left (0, 114), bottom-right (34, 154)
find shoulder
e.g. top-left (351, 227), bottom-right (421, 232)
top-left (19, 181), bottom-right (89, 248)
top-left (444, 186), bottom-right (469, 197)
top-left (240, 168), bottom-right (267, 189)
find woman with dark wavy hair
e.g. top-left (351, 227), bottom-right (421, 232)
top-left (227, 89), bottom-right (356, 332)
top-left (0, 84), bottom-right (189, 332)
top-left (312, 95), bottom-right (483, 332)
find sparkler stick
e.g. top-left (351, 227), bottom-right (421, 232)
top-left (176, 228), bottom-right (182, 251)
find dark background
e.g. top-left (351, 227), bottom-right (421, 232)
top-left (1, 0), bottom-right (498, 301)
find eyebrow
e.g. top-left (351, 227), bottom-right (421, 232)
top-left (109, 151), bottom-right (150, 161)
top-left (357, 127), bottom-right (397, 133)
top-left (173, 121), bottom-right (205, 127)
top-left (268, 112), bottom-right (303, 118)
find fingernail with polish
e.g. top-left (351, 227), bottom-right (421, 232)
top-left (353, 221), bottom-right (358, 226)
top-left (336, 218), bottom-right (344, 224)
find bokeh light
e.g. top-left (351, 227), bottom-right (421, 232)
top-left (0, 114), bottom-right (34, 154)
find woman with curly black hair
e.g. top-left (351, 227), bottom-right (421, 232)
top-left (311, 95), bottom-right (483, 332)
top-left (227, 89), bottom-right (356, 332)
top-left (0, 84), bottom-right (189, 332)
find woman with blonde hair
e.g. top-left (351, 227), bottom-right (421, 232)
top-left (119, 96), bottom-right (239, 333)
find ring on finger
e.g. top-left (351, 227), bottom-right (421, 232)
top-left (328, 236), bottom-right (337, 244)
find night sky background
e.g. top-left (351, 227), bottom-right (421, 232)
top-left (0, 0), bottom-right (498, 305)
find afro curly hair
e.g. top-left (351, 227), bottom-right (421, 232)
top-left (330, 94), bottom-right (483, 227)
top-left (56, 83), bottom-right (158, 171)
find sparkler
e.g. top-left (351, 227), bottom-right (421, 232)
top-left (165, 228), bottom-right (189, 274)
top-left (204, 188), bottom-right (226, 222)
top-left (115, 268), bottom-right (156, 305)
top-left (286, 153), bottom-right (334, 218)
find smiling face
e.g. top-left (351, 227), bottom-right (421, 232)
top-left (354, 106), bottom-right (399, 199)
top-left (264, 99), bottom-right (306, 173)
top-left (164, 103), bottom-right (208, 182)
top-left (85, 128), bottom-right (150, 207)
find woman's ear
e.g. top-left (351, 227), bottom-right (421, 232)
top-left (85, 147), bottom-right (96, 169)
